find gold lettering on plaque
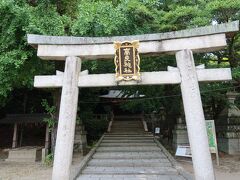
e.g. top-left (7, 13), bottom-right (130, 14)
top-left (114, 41), bottom-right (141, 82)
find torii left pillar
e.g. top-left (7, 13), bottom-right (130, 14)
top-left (52, 56), bottom-right (81, 180)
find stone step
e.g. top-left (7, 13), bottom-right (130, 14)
top-left (111, 126), bottom-right (143, 128)
top-left (113, 119), bottom-right (141, 121)
top-left (104, 134), bottom-right (153, 137)
top-left (112, 124), bottom-right (142, 126)
top-left (110, 131), bottom-right (144, 133)
top-left (101, 140), bottom-right (154, 143)
top-left (113, 121), bottom-right (142, 123)
top-left (76, 131), bottom-right (188, 180)
top-left (103, 136), bottom-right (153, 139)
top-left (82, 166), bottom-right (178, 175)
top-left (112, 123), bottom-right (143, 127)
top-left (110, 132), bottom-right (145, 134)
top-left (102, 139), bottom-right (152, 142)
top-left (77, 174), bottom-right (185, 180)
top-left (110, 131), bottom-right (145, 134)
top-left (88, 159), bottom-right (172, 167)
top-left (113, 122), bottom-right (142, 124)
top-left (100, 143), bottom-right (156, 147)
top-left (112, 123), bottom-right (142, 126)
top-left (110, 130), bottom-right (144, 132)
top-left (92, 152), bottom-right (166, 159)
top-left (96, 146), bottom-right (160, 152)
top-left (76, 130), bottom-right (189, 180)
top-left (113, 121), bottom-right (141, 122)
top-left (103, 137), bottom-right (152, 139)
top-left (112, 125), bottom-right (142, 127)
top-left (107, 133), bottom-right (150, 135)
top-left (103, 137), bottom-right (153, 140)
top-left (111, 129), bottom-right (143, 131)
top-left (111, 129), bottom-right (143, 132)
top-left (110, 131), bottom-right (145, 133)
top-left (105, 134), bottom-right (151, 136)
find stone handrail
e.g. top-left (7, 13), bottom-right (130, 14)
top-left (107, 120), bottom-right (113, 133)
top-left (154, 138), bottom-right (193, 180)
top-left (142, 120), bottom-right (148, 132)
top-left (72, 135), bottom-right (105, 180)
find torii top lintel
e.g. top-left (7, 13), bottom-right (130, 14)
top-left (27, 21), bottom-right (239, 61)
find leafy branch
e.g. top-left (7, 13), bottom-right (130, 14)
top-left (41, 99), bottom-right (56, 132)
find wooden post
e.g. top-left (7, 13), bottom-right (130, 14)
top-left (19, 124), bottom-right (23, 147)
top-left (176, 49), bottom-right (215, 180)
top-left (12, 123), bottom-right (18, 148)
top-left (52, 56), bottom-right (81, 180)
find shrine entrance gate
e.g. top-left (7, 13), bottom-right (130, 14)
top-left (27, 21), bottom-right (239, 180)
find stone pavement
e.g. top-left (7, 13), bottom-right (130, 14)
top-left (77, 120), bottom-right (188, 180)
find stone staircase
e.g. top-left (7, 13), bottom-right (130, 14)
top-left (110, 118), bottom-right (145, 134)
top-left (77, 118), bottom-right (188, 180)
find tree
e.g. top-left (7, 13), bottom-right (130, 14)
top-left (0, 1), bottom-right (68, 107)
top-left (70, 0), bottom-right (240, 118)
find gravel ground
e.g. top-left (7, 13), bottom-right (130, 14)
top-left (0, 161), bottom-right (52, 180)
top-left (178, 154), bottom-right (240, 180)
top-left (0, 150), bottom-right (83, 180)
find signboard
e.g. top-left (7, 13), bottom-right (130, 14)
top-left (155, 127), bottom-right (160, 134)
top-left (114, 41), bottom-right (141, 81)
top-left (175, 145), bottom-right (192, 157)
top-left (206, 120), bottom-right (217, 153)
top-left (206, 120), bottom-right (219, 165)
top-left (175, 120), bottom-right (219, 165)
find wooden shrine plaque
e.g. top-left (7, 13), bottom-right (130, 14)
top-left (114, 41), bottom-right (141, 82)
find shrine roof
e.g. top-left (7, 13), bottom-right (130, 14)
top-left (99, 90), bottom-right (145, 99)
top-left (28, 21), bottom-right (239, 46)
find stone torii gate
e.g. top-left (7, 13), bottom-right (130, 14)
top-left (28, 21), bottom-right (239, 180)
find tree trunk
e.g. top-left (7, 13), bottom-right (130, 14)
top-left (228, 36), bottom-right (237, 68)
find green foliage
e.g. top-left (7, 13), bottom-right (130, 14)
top-left (206, 0), bottom-right (240, 23)
top-left (71, 0), bottom-right (240, 117)
top-left (71, 1), bottom-right (127, 36)
top-left (159, 5), bottom-right (201, 31)
top-left (0, 0), bottom-right (64, 106)
top-left (232, 67), bottom-right (240, 81)
top-left (41, 99), bottom-right (56, 131)
top-left (26, 5), bottom-right (66, 35)
top-left (81, 111), bottom-right (108, 144)
top-left (44, 153), bottom-right (54, 166)
top-left (0, 1), bottom-right (30, 104)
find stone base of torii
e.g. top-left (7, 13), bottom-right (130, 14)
top-left (27, 21), bottom-right (239, 180)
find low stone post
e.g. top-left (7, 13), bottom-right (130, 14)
top-left (176, 49), bottom-right (215, 180)
top-left (172, 117), bottom-right (189, 149)
top-left (217, 92), bottom-right (240, 154)
top-left (12, 123), bottom-right (18, 148)
top-left (74, 122), bottom-right (87, 155)
top-left (52, 56), bottom-right (81, 180)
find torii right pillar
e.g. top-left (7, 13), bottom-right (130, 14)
top-left (176, 49), bottom-right (215, 180)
